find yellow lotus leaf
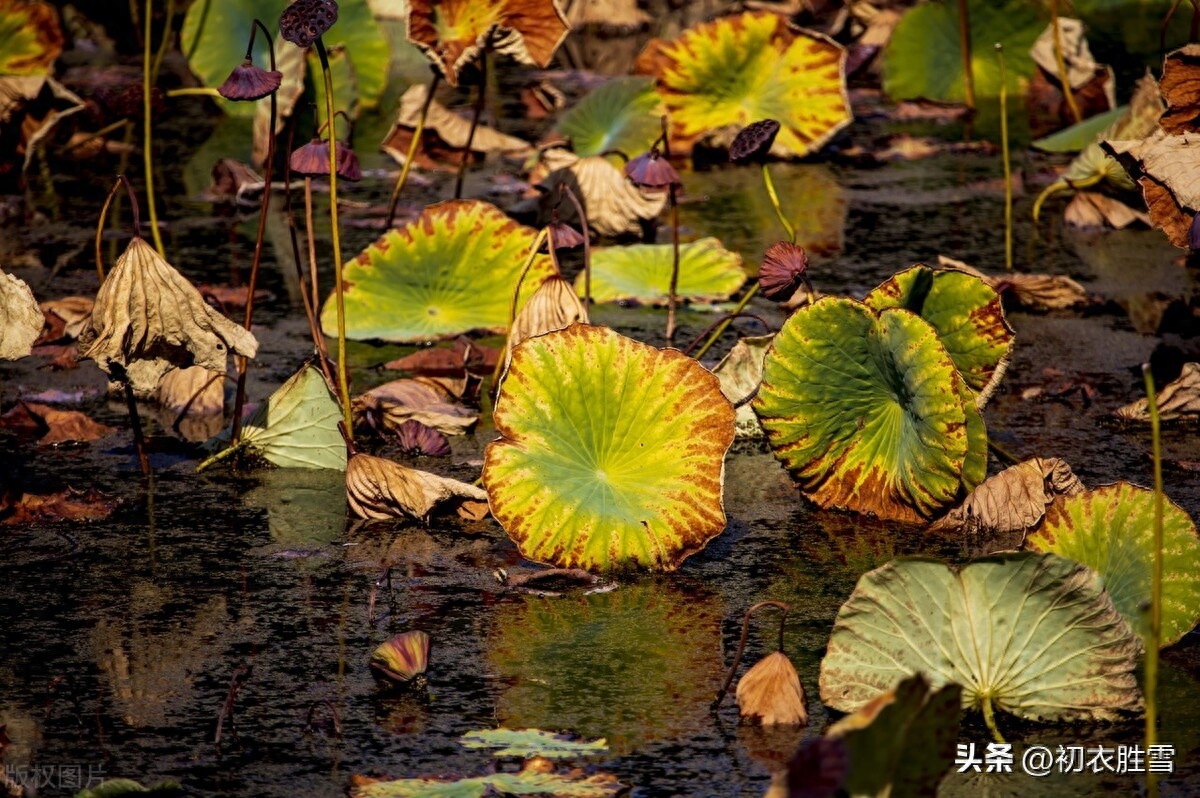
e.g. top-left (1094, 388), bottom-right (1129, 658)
top-left (634, 12), bottom-right (850, 158)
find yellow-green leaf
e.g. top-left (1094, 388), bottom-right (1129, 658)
top-left (582, 238), bottom-right (746, 305)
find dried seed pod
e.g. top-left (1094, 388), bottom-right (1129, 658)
top-left (217, 60), bottom-right (283, 101)
top-left (624, 148), bottom-right (682, 191)
top-left (279, 0), bottom-right (338, 48)
top-left (370, 631), bottom-right (430, 687)
top-left (736, 651), bottom-right (808, 726)
top-left (759, 241), bottom-right (809, 302)
top-left (729, 119), bottom-right (781, 164)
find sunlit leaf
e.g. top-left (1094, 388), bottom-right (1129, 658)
top-left (753, 297), bottom-right (978, 523)
top-left (0, 0), bottom-right (62, 76)
top-left (819, 553), bottom-right (1144, 722)
top-left (736, 651), bottom-right (807, 726)
top-left (321, 200), bottom-right (555, 342)
top-left (1116, 362), bottom-right (1200, 422)
top-left (460, 728), bottom-right (608, 759)
top-left (503, 274), bottom-right (587, 375)
top-left (371, 630), bottom-right (430, 684)
top-left (863, 265), bottom-right (1014, 403)
top-left (1028, 482), bottom-right (1200, 647)
top-left (406, 0), bottom-right (570, 87)
top-left (634, 11), bottom-right (850, 157)
top-left (484, 324), bottom-right (735, 571)
top-left (554, 75), bottom-right (662, 158)
top-left (583, 238), bottom-right (745, 306)
top-left (346, 452), bottom-right (488, 521)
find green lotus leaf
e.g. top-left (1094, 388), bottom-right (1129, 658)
top-left (882, 0), bottom-right (1045, 102)
top-left (864, 265), bottom-right (1014, 401)
top-left (753, 297), bottom-right (973, 523)
top-left (819, 553), bottom-right (1144, 723)
top-left (486, 580), bottom-right (724, 754)
top-left (459, 728), bottom-right (608, 759)
top-left (351, 771), bottom-right (622, 798)
top-left (484, 324), bottom-right (735, 571)
top-left (181, 0), bottom-right (388, 117)
top-left (959, 381), bottom-right (987, 492)
top-left (321, 200), bottom-right (555, 342)
top-left (1028, 482), bottom-right (1200, 647)
top-left (582, 238), bottom-right (746, 306)
top-left (554, 76), bottom-right (663, 159)
top-left (0, 0), bottom-right (62, 76)
top-left (1032, 106), bottom-right (1125, 153)
top-left (634, 11), bottom-right (851, 158)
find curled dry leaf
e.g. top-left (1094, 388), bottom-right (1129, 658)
top-left (1102, 129), bottom-right (1200, 249)
top-left (736, 651), bottom-right (808, 726)
top-left (38, 296), bottom-right (92, 342)
top-left (929, 458), bottom-right (1085, 548)
top-left (345, 452), bottom-right (489, 522)
top-left (1, 487), bottom-right (115, 524)
top-left (534, 148), bottom-right (666, 237)
top-left (1029, 18), bottom-right (1107, 92)
top-left (383, 83), bottom-right (533, 168)
top-left (1158, 44), bottom-right (1200, 135)
top-left (0, 75), bottom-right (86, 172)
top-left (1116, 362), bottom-right (1200, 422)
top-left (0, 267), bottom-right (42, 360)
top-left (1064, 191), bottom-right (1150, 230)
top-left (78, 237), bottom-right (259, 394)
top-left (711, 334), bottom-right (772, 439)
top-left (354, 378), bottom-right (478, 436)
top-left (937, 255), bottom-right (1089, 310)
top-left (503, 274), bottom-right (588, 378)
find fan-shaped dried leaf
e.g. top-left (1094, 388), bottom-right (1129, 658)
top-left (346, 452), bottom-right (489, 521)
top-left (1116, 362), bottom-right (1200, 422)
top-left (736, 651), bottom-right (807, 726)
top-left (78, 237), bottom-right (258, 394)
top-left (354, 378), bottom-right (478, 435)
top-left (929, 458), bottom-right (1084, 545)
top-left (535, 148), bottom-right (666, 237)
top-left (384, 83), bottom-right (533, 163)
top-left (503, 274), bottom-right (588, 376)
top-left (406, 0), bottom-right (570, 87)
top-left (1, 267), bottom-right (42, 360)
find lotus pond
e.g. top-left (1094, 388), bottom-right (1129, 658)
top-left (5, 1), bottom-right (1200, 796)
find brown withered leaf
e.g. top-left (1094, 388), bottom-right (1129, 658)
top-left (1, 487), bottom-right (116, 524)
top-left (1063, 191), bottom-right (1150, 230)
top-left (384, 336), bottom-right (499, 376)
top-left (198, 159), bottom-right (263, 203)
top-left (1, 267), bottom-right (43, 359)
top-left (929, 458), bottom-right (1085, 550)
top-left (564, 0), bottom-right (650, 31)
top-left (38, 295), bottom-right (92, 343)
top-left (198, 283), bottom-right (273, 309)
top-left (78, 236), bottom-right (259, 394)
top-left (156, 365), bottom-right (226, 442)
top-left (0, 75), bottom-right (85, 173)
top-left (30, 343), bottom-right (78, 369)
top-left (354, 378), bottom-right (479, 436)
top-left (19, 401), bottom-right (115, 444)
top-left (1116, 362), bottom-right (1200, 422)
top-left (532, 148), bottom-right (666, 237)
top-left (1102, 130), bottom-right (1200, 249)
top-left (937, 255), bottom-right (1089, 310)
top-left (736, 651), bottom-right (808, 726)
top-left (383, 84), bottom-right (533, 170)
top-left (345, 452), bottom-right (489, 522)
top-left (406, 0), bottom-right (570, 87)
top-left (502, 274), bottom-right (588, 378)
top-left (1029, 18), bottom-right (1105, 91)
top-left (1160, 44), bottom-right (1200, 134)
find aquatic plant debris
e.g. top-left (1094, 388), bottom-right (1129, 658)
top-left (0, 266), bottom-right (42, 360)
top-left (459, 728), bottom-right (608, 759)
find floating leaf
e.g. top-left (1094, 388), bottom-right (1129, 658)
top-left (0, 267), bottom-right (42, 360)
top-left (634, 12), bottom-right (850, 158)
top-left (753, 297), bottom-right (977, 523)
top-left (460, 728), bottom-right (608, 759)
top-left (882, 0), bottom-right (1045, 102)
top-left (0, 0), bottom-right (62, 76)
top-left (406, 0), bottom-right (570, 87)
top-left (370, 630), bottom-right (430, 685)
top-left (350, 769), bottom-right (623, 798)
top-left (346, 452), bottom-right (488, 521)
top-left (1116, 362), bottom-right (1200, 422)
top-left (484, 324), bottom-right (735, 571)
top-left (936, 254), bottom-right (1091, 312)
top-left (74, 778), bottom-right (183, 797)
top-left (819, 553), bottom-right (1144, 722)
top-left (38, 295), bottom-right (93, 341)
top-left (1029, 482), bottom-right (1200, 647)
top-left (321, 200), bottom-right (555, 342)
top-left (532, 148), bottom-right (666, 238)
top-left (736, 651), bottom-right (808, 726)
top-left (863, 265), bottom-right (1014, 403)
top-left (711, 334), bottom-right (772, 439)
top-left (554, 75), bottom-right (662, 158)
top-left (0, 401), bottom-right (116, 444)
top-left (1, 487), bottom-right (115, 524)
top-left (583, 238), bottom-right (745, 306)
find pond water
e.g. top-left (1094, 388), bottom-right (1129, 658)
top-left (5, 19), bottom-right (1200, 798)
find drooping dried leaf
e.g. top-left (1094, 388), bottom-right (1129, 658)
top-left (533, 148), bottom-right (666, 237)
top-left (0, 75), bottom-right (85, 172)
top-left (937, 255), bottom-right (1089, 310)
top-left (0, 266), bottom-right (42, 360)
top-left (156, 365), bottom-right (226, 441)
top-left (78, 237), bottom-right (258, 394)
top-left (355, 378), bottom-right (478, 435)
top-left (1064, 191), bottom-right (1150, 230)
top-left (1159, 44), bottom-right (1200, 134)
top-left (1116, 362), bottom-right (1200, 422)
top-left (1103, 129), bottom-right (1200, 248)
top-left (736, 651), bottom-right (808, 726)
top-left (346, 452), bottom-right (489, 522)
top-left (383, 83), bottom-right (533, 166)
top-left (929, 458), bottom-right (1084, 547)
top-left (503, 274), bottom-right (588, 377)
top-left (406, 0), bottom-right (570, 87)
top-left (38, 295), bottom-right (92, 341)
top-left (1029, 18), bottom-right (1103, 91)
top-left (1, 487), bottom-right (115, 524)
top-left (711, 334), bottom-right (772, 439)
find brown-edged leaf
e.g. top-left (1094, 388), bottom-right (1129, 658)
top-left (345, 452), bottom-right (489, 522)
top-left (1103, 129), bottom-right (1200, 249)
top-left (1159, 44), bottom-right (1200, 134)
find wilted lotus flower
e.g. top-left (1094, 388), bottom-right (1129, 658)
top-left (729, 119), bottom-right (781, 165)
top-left (78, 237), bottom-right (259, 394)
top-left (279, 0), bottom-right (338, 48)
top-left (759, 241), bottom-right (810, 302)
top-left (625, 147), bottom-right (682, 192)
top-left (370, 630), bottom-right (430, 688)
top-left (735, 650), bottom-right (808, 726)
top-left (396, 419), bottom-right (451, 457)
top-left (217, 58), bottom-right (282, 102)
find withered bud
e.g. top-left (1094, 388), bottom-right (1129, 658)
top-left (217, 59), bottom-right (283, 101)
top-left (290, 138), bottom-right (361, 180)
top-left (336, 140), bottom-right (362, 181)
top-left (369, 630), bottom-right (430, 687)
top-left (624, 148), bottom-right (682, 191)
top-left (396, 419), bottom-right (451, 457)
top-left (735, 651), bottom-right (808, 726)
top-left (279, 0), bottom-right (338, 48)
top-left (759, 241), bottom-right (809, 301)
top-left (729, 119), bottom-right (781, 164)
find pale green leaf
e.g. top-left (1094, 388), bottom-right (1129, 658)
top-left (460, 728), bottom-right (608, 759)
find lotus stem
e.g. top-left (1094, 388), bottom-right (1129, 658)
top-left (493, 227), bottom-right (550, 389)
top-left (1050, 0), bottom-right (1082, 124)
top-left (712, 600), bottom-right (790, 710)
top-left (386, 72), bottom-right (440, 228)
top-left (559, 183), bottom-right (591, 306)
top-left (95, 179), bottom-right (126, 282)
top-left (150, 0), bottom-right (174, 83)
top-left (667, 188), bottom-right (680, 342)
top-left (1142, 363), bottom-right (1164, 796)
top-left (64, 119), bottom-right (130, 156)
top-left (691, 283), bottom-right (763, 362)
top-left (1032, 174), bottom-right (1103, 222)
top-left (315, 38), bottom-right (354, 439)
top-left (996, 43), bottom-right (1013, 271)
top-left (214, 662), bottom-right (253, 746)
top-left (958, 0), bottom-right (975, 110)
top-left (981, 694), bottom-right (1005, 744)
top-left (231, 19), bottom-right (278, 446)
top-left (142, 0), bottom-right (165, 256)
top-left (760, 164), bottom-right (795, 244)
top-left (122, 369), bottom-right (151, 478)
top-left (455, 46), bottom-right (489, 200)
top-left (165, 87), bottom-right (222, 98)
top-left (683, 310), bottom-right (772, 358)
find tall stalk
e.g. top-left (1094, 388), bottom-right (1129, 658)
top-left (386, 72), bottom-right (440, 227)
top-left (1050, 0), bottom-right (1082, 124)
top-left (661, 117), bottom-right (680, 343)
top-left (712, 601), bottom-right (789, 709)
top-left (996, 43), bottom-right (1013, 271)
top-left (1142, 363), bottom-right (1164, 798)
top-left (958, 0), bottom-right (975, 110)
top-left (143, 0), bottom-right (165, 255)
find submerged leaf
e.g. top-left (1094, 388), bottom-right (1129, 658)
top-left (346, 452), bottom-right (488, 522)
top-left (484, 324), bottom-right (735, 571)
top-left (0, 267), bottom-right (42, 360)
top-left (460, 728), bottom-right (608, 759)
top-left (736, 651), bottom-right (807, 726)
top-left (225, 362), bottom-right (346, 470)
top-left (554, 75), bottom-right (662, 158)
top-left (1029, 482), bottom-right (1200, 646)
top-left (583, 238), bottom-right (745, 305)
top-left (819, 553), bottom-right (1144, 722)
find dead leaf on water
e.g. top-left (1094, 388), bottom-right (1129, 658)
top-left (1116, 362), bottom-right (1200, 422)
top-left (354, 378), bottom-right (479, 436)
top-left (937, 255), bottom-right (1090, 310)
top-left (37, 295), bottom-right (92, 342)
top-left (1, 487), bottom-right (116, 524)
top-left (345, 452), bottom-right (489, 522)
top-left (1064, 191), bottom-right (1150, 230)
